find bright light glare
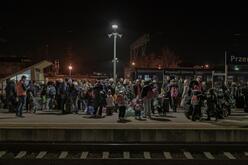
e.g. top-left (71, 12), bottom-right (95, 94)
top-left (131, 62), bottom-right (135, 66)
top-left (112, 24), bottom-right (118, 29)
top-left (68, 65), bottom-right (72, 70)
top-left (234, 66), bottom-right (239, 71)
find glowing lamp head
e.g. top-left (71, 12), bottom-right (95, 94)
top-left (68, 65), bottom-right (72, 70)
top-left (131, 62), bottom-right (135, 66)
top-left (205, 64), bottom-right (209, 68)
top-left (112, 24), bottom-right (118, 30)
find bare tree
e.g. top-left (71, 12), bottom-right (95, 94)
top-left (135, 47), bottom-right (181, 68)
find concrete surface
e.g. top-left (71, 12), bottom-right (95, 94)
top-left (0, 109), bottom-right (248, 129)
top-left (0, 109), bottom-right (247, 143)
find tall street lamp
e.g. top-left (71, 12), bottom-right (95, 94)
top-left (68, 64), bottom-right (72, 76)
top-left (108, 24), bottom-right (122, 84)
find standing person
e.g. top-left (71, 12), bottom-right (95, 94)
top-left (46, 82), bottom-right (56, 111)
top-left (58, 79), bottom-right (68, 114)
top-left (206, 88), bottom-right (218, 121)
top-left (93, 81), bottom-right (106, 118)
top-left (15, 75), bottom-right (27, 117)
top-left (133, 79), bottom-right (142, 98)
top-left (242, 82), bottom-right (248, 112)
top-left (70, 81), bottom-right (80, 114)
top-left (191, 84), bottom-right (202, 121)
top-left (105, 89), bottom-right (115, 116)
top-left (55, 79), bottom-right (62, 110)
top-left (116, 91), bottom-right (127, 122)
top-left (40, 84), bottom-right (47, 111)
top-left (26, 80), bottom-right (35, 113)
top-left (5, 80), bottom-right (17, 113)
top-left (85, 88), bottom-right (95, 115)
top-left (170, 80), bottom-right (179, 112)
top-left (180, 79), bottom-right (190, 108)
top-left (141, 80), bottom-right (153, 119)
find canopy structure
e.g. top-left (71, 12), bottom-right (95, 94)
top-left (0, 60), bottom-right (53, 94)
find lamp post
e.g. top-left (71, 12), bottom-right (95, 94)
top-left (68, 64), bottom-right (72, 76)
top-left (108, 24), bottom-right (122, 84)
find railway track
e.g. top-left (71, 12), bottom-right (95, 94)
top-left (0, 143), bottom-right (247, 165)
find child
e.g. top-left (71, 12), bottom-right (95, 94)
top-left (134, 98), bottom-right (143, 120)
top-left (116, 91), bottom-right (127, 122)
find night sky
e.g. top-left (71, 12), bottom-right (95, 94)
top-left (0, 0), bottom-right (247, 74)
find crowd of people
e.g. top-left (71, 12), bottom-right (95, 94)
top-left (2, 75), bottom-right (248, 122)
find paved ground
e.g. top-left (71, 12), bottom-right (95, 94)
top-left (0, 109), bottom-right (248, 129)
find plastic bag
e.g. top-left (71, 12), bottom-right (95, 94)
top-left (125, 107), bottom-right (135, 117)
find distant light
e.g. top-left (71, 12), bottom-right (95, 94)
top-left (205, 64), bottom-right (209, 69)
top-left (131, 62), bottom-right (135, 66)
top-left (112, 24), bottom-right (118, 30)
top-left (68, 65), bottom-right (72, 70)
top-left (234, 66), bottom-right (239, 71)
top-left (158, 65), bottom-right (162, 70)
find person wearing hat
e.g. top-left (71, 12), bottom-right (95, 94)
top-left (15, 75), bottom-right (27, 117)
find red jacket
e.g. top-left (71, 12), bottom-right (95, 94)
top-left (16, 80), bottom-right (26, 96)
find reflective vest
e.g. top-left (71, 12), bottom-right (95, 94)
top-left (16, 80), bottom-right (26, 96)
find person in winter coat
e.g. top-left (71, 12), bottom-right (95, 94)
top-left (206, 88), bottom-right (218, 121)
top-left (46, 82), bottom-right (56, 111)
top-left (5, 80), bottom-right (17, 113)
top-left (15, 75), bottom-right (27, 117)
top-left (191, 84), bottom-right (202, 121)
top-left (92, 82), bottom-right (106, 118)
top-left (116, 90), bottom-right (127, 121)
top-left (141, 80), bottom-right (153, 118)
top-left (58, 79), bottom-right (68, 114)
top-left (85, 88), bottom-right (95, 115)
top-left (26, 80), bottom-right (35, 113)
top-left (133, 79), bottom-right (142, 98)
top-left (170, 80), bottom-right (179, 112)
top-left (105, 90), bottom-right (115, 116)
top-left (180, 79), bottom-right (190, 108)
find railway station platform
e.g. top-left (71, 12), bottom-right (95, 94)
top-left (0, 109), bottom-right (248, 143)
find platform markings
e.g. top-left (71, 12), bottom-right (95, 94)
top-left (245, 152), bottom-right (248, 156)
top-left (102, 152), bottom-right (109, 159)
top-left (163, 152), bottom-right (172, 159)
top-left (15, 151), bottom-right (27, 159)
top-left (224, 152), bottom-right (236, 159)
top-left (184, 152), bottom-right (194, 159)
top-left (80, 152), bottom-right (88, 159)
top-left (144, 152), bottom-right (151, 159)
top-left (203, 152), bottom-right (215, 160)
top-left (59, 151), bottom-right (68, 159)
top-left (36, 151), bottom-right (47, 159)
top-left (123, 152), bottom-right (130, 159)
top-left (0, 151), bottom-right (6, 158)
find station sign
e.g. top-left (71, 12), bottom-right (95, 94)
top-left (227, 52), bottom-right (248, 65)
